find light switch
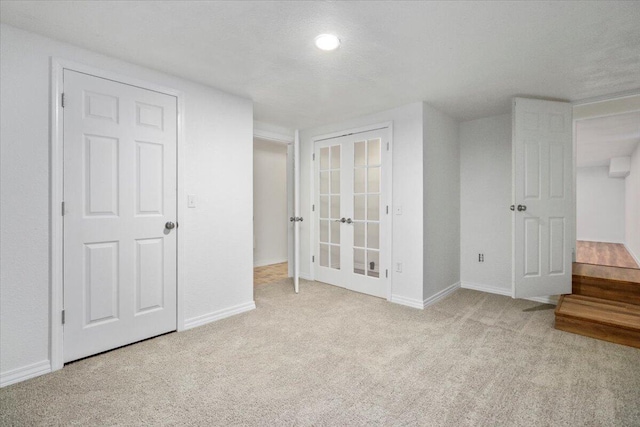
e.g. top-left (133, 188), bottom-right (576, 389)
top-left (187, 194), bottom-right (197, 208)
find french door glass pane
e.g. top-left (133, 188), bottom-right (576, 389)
top-left (367, 250), bottom-right (380, 277)
top-left (331, 245), bottom-right (341, 269)
top-left (367, 167), bottom-right (380, 193)
top-left (355, 141), bottom-right (366, 166)
top-left (320, 171), bottom-right (329, 194)
top-left (331, 145), bottom-right (341, 168)
top-left (367, 223), bottom-right (379, 249)
top-left (367, 195), bottom-right (379, 221)
top-left (354, 248), bottom-right (365, 275)
top-left (368, 138), bottom-right (381, 165)
top-left (320, 220), bottom-right (329, 243)
top-left (330, 195), bottom-right (340, 219)
top-left (320, 196), bottom-right (329, 218)
top-left (354, 168), bottom-right (365, 193)
top-left (331, 170), bottom-right (340, 193)
top-left (330, 221), bottom-right (340, 244)
top-left (320, 244), bottom-right (329, 267)
top-left (354, 222), bottom-right (365, 247)
top-left (320, 147), bottom-right (330, 169)
top-left (354, 195), bottom-right (365, 220)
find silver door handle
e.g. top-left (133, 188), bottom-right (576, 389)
top-left (165, 221), bottom-right (176, 230)
top-left (290, 217), bottom-right (304, 222)
top-left (517, 205), bottom-right (527, 212)
top-left (334, 218), bottom-right (346, 223)
top-left (510, 205), bottom-right (515, 211)
top-left (346, 218), bottom-right (353, 224)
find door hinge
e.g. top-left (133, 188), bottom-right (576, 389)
top-left (387, 142), bottom-right (390, 151)
top-left (312, 204), bottom-right (315, 212)
top-left (312, 153), bottom-right (315, 161)
top-left (61, 201), bottom-right (65, 216)
top-left (61, 310), bottom-right (66, 324)
top-left (386, 205), bottom-right (389, 214)
top-left (386, 269), bottom-right (388, 278)
top-left (61, 93), bottom-right (65, 108)
top-left (312, 255), bottom-right (315, 263)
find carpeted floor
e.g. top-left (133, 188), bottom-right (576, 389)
top-left (1, 280), bottom-right (639, 426)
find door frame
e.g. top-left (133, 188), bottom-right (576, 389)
top-left (252, 127), bottom-right (295, 277)
top-left (309, 122), bottom-right (394, 301)
top-left (571, 91), bottom-right (640, 267)
top-left (50, 58), bottom-right (186, 371)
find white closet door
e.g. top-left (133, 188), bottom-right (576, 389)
top-left (512, 97), bottom-right (573, 298)
top-left (315, 128), bottom-right (390, 298)
top-left (63, 70), bottom-right (177, 362)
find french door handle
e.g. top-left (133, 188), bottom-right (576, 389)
top-left (290, 216), bottom-right (304, 222)
top-left (517, 205), bottom-right (527, 212)
top-left (346, 218), bottom-right (353, 224)
top-left (510, 205), bottom-right (515, 211)
top-left (335, 218), bottom-right (347, 223)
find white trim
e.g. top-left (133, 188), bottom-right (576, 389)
top-left (462, 281), bottom-right (511, 297)
top-left (299, 273), bottom-right (313, 281)
top-left (571, 88), bottom-right (640, 106)
top-left (50, 57), bottom-right (186, 371)
top-left (254, 258), bottom-right (288, 268)
top-left (254, 128), bottom-right (294, 144)
top-left (423, 282), bottom-right (461, 308)
top-left (183, 301), bottom-right (256, 330)
top-left (625, 244), bottom-right (640, 267)
top-left (1, 360), bottom-right (51, 388)
top-left (461, 281), bottom-right (558, 305)
top-left (390, 294), bottom-right (425, 310)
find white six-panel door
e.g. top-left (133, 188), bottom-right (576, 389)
top-left (63, 70), bottom-right (177, 362)
top-left (512, 97), bottom-right (573, 298)
top-left (315, 128), bottom-right (390, 298)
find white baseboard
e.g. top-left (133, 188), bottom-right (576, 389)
top-left (390, 294), bottom-right (425, 309)
top-left (461, 281), bottom-right (511, 297)
top-left (391, 281), bottom-right (461, 310)
top-left (254, 258), bottom-right (288, 267)
top-left (1, 360), bottom-right (51, 388)
top-left (423, 281), bottom-right (461, 308)
top-left (461, 281), bottom-right (557, 305)
top-left (625, 244), bottom-right (640, 267)
top-left (299, 273), bottom-right (313, 281)
top-left (183, 301), bottom-right (256, 330)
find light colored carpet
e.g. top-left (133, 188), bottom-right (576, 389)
top-left (1, 280), bottom-right (639, 426)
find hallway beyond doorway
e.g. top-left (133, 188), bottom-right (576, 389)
top-left (254, 262), bottom-right (289, 285)
top-left (576, 241), bottom-right (639, 269)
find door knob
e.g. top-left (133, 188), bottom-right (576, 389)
top-left (165, 221), bottom-right (176, 230)
top-left (346, 218), bottom-right (353, 224)
top-left (510, 205), bottom-right (515, 211)
top-left (517, 205), bottom-right (527, 212)
top-left (334, 218), bottom-right (347, 223)
top-left (290, 217), bottom-right (304, 222)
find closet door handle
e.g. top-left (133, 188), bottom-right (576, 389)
top-left (517, 205), bottom-right (527, 212)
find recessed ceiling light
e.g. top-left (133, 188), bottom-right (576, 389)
top-left (315, 34), bottom-right (340, 51)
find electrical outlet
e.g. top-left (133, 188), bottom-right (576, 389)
top-left (396, 262), bottom-right (403, 272)
top-left (478, 253), bottom-right (484, 263)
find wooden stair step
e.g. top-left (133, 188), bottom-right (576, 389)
top-left (555, 295), bottom-right (640, 348)
top-left (572, 263), bottom-right (640, 305)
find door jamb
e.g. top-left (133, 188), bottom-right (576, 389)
top-left (252, 128), bottom-right (295, 276)
top-left (309, 122), bottom-right (394, 301)
top-left (50, 58), bottom-right (186, 371)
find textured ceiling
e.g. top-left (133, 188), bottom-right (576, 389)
top-left (1, 1), bottom-right (640, 129)
top-left (576, 112), bottom-right (640, 168)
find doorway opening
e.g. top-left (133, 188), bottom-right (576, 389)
top-left (575, 108), bottom-right (640, 270)
top-left (253, 137), bottom-right (293, 286)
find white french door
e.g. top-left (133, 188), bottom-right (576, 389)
top-left (63, 70), bottom-right (178, 362)
top-left (314, 128), bottom-right (390, 298)
top-left (512, 97), bottom-right (573, 298)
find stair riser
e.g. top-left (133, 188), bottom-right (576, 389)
top-left (573, 276), bottom-right (640, 305)
top-left (555, 316), bottom-right (640, 348)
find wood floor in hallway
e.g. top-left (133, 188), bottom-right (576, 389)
top-left (576, 241), bottom-right (639, 269)
top-left (254, 262), bottom-right (289, 285)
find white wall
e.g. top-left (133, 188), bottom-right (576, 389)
top-left (460, 114), bottom-right (513, 293)
top-left (423, 104), bottom-right (460, 299)
top-left (576, 166), bottom-right (626, 243)
top-left (299, 103), bottom-right (425, 305)
top-left (0, 24), bottom-right (254, 384)
top-left (253, 138), bottom-right (288, 267)
top-left (625, 144), bottom-right (640, 264)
